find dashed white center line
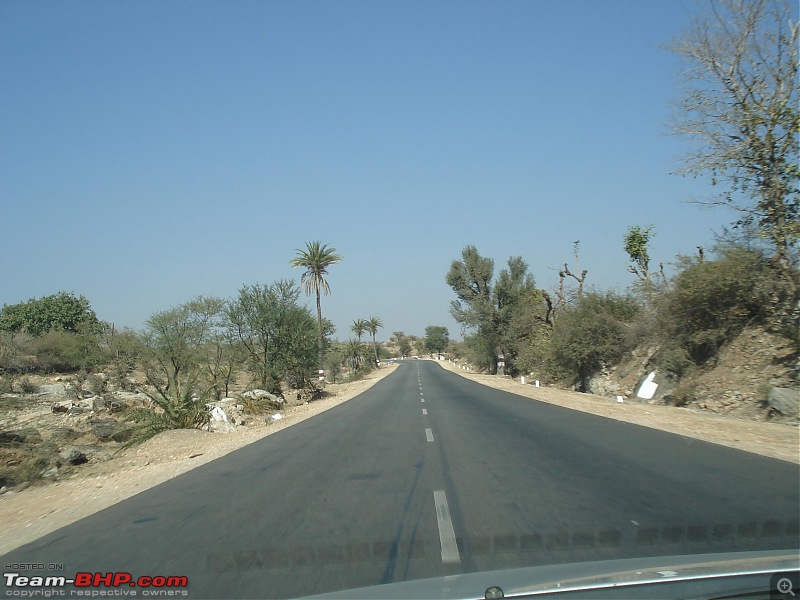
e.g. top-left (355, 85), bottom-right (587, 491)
top-left (433, 490), bottom-right (461, 564)
top-left (421, 399), bottom-right (425, 403)
top-left (425, 428), bottom-right (434, 442)
top-left (422, 408), bottom-right (428, 415)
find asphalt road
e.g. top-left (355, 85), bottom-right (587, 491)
top-left (2, 361), bottom-right (798, 598)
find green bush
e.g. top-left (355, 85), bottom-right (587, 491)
top-left (0, 292), bottom-right (102, 336)
top-left (657, 248), bottom-right (792, 367)
top-left (655, 343), bottom-right (695, 379)
top-left (549, 291), bottom-right (641, 390)
top-left (33, 331), bottom-right (100, 372)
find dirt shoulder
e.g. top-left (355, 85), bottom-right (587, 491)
top-left (0, 365), bottom-right (398, 556)
top-left (435, 359), bottom-right (799, 465)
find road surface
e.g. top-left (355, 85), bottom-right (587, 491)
top-left (2, 361), bottom-right (797, 598)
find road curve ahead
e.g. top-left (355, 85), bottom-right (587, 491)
top-left (2, 361), bottom-right (797, 598)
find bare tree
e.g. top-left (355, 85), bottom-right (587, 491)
top-left (666, 0), bottom-right (798, 286)
top-left (551, 241), bottom-right (588, 317)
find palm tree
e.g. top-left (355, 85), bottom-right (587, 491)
top-left (351, 319), bottom-right (368, 342)
top-left (290, 241), bottom-right (343, 356)
top-left (343, 338), bottom-right (365, 370)
top-left (366, 315), bottom-right (383, 365)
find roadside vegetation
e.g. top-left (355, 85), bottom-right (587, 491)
top-left (0, 242), bottom-right (394, 459)
top-left (442, 0), bottom-right (797, 406)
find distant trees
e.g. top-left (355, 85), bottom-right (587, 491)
top-left (391, 331), bottom-right (413, 358)
top-left (366, 316), bottom-right (383, 364)
top-left (424, 326), bottom-right (449, 354)
top-left (290, 241), bottom-right (343, 356)
top-left (0, 292), bottom-right (102, 336)
top-left (0, 292), bottom-right (105, 373)
top-left (667, 0), bottom-right (798, 284)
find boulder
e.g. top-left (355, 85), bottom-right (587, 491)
top-left (242, 389), bottom-right (284, 406)
top-left (90, 418), bottom-right (134, 442)
top-left (767, 387), bottom-right (799, 417)
top-left (49, 426), bottom-right (80, 442)
top-left (208, 406), bottom-right (236, 433)
top-left (58, 446), bottom-right (88, 466)
top-left (39, 383), bottom-right (67, 395)
top-left (0, 428), bottom-right (43, 445)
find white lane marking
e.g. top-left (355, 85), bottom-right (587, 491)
top-left (425, 428), bottom-right (434, 442)
top-left (422, 408), bottom-right (428, 415)
top-left (433, 491), bottom-right (461, 564)
top-left (421, 399), bottom-right (425, 403)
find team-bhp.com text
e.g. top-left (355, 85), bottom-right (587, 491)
top-left (4, 573), bottom-right (188, 597)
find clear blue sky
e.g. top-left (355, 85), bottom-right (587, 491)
top-left (1, 0), bottom-right (727, 341)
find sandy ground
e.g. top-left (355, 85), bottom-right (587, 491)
top-left (2, 359), bottom-right (797, 556)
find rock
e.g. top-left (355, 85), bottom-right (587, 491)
top-left (40, 383), bottom-right (67, 395)
top-left (767, 387), bottom-right (799, 417)
top-left (93, 395), bottom-right (129, 413)
top-left (1, 428), bottom-right (43, 445)
top-left (113, 391), bottom-right (151, 408)
top-left (58, 447), bottom-right (88, 466)
top-left (207, 406), bottom-right (236, 433)
top-left (90, 418), bottom-right (134, 442)
top-left (241, 389), bottom-right (284, 405)
top-left (49, 427), bottom-right (80, 442)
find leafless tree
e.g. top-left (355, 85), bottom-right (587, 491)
top-left (666, 0), bottom-right (798, 287)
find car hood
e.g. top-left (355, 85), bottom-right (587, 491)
top-left (302, 549), bottom-right (799, 599)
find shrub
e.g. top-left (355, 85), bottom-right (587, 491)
top-left (657, 247), bottom-right (793, 367)
top-left (33, 331), bottom-right (101, 372)
top-left (87, 373), bottom-right (107, 395)
top-left (549, 291), bottom-right (641, 390)
top-left (664, 381), bottom-right (697, 407)
top-left (655, 343), bottom-right (695, 379)
top-left (19, 377), bottom-right (38, 394)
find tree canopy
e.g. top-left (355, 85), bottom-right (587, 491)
top-left (0, 292), bottom-right (103, 336)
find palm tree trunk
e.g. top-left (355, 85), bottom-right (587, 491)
top-left (316, 289), bottom-right (323, 358)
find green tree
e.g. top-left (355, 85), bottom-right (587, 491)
top-left (446, 246), bottom-right (539, 373)
top-left (342, 338), bottom-right (366, 370)
top-left (351, 318), bottom-right (368, 342)
top-left (290, 241), bottom-right (343, 356)
top-left (366, 316), bottom-right (383, 364)
top-left (135, 296), bottom-right (225, 437)
top-left (391, 331), bottom-right (412, 358)
top-left (623, 225), bottom-right (655, 285)
top-left (550, 292), bottom-right (641, 391)
top-left (0, 292), bottom-right (102, 336)
top-left (226, 280), bottom-right (318, 393)
top-left (666, 0), bottom-right (798, 286)
top-left (424, 326), bottom-right (449, 354)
